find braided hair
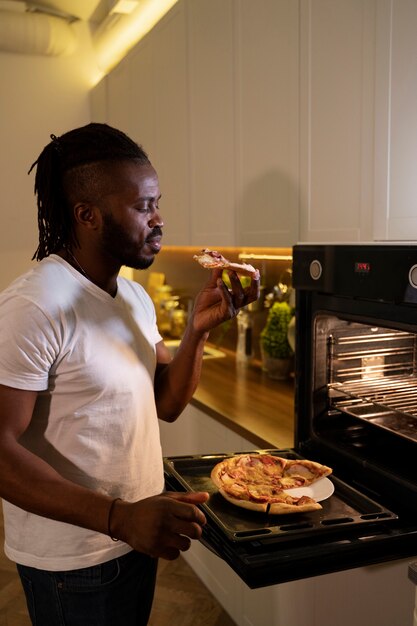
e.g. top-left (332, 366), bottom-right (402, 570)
top-left (29, 123), bottom-right (151, 261)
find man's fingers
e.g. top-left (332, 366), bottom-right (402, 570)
top-left (164, 493), bottom-right (208, 526)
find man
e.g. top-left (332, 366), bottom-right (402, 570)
top-left (0, 123), bottom-right (260, 625)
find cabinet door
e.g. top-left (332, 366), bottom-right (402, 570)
top-left (151, 2), bottom-right (190, 245)
top-left (159, 403), bottom-right (256, 457)
top-left (374, 0), bottom-right (417, 240)
top-left (129, 38), bottom-right (156, 158)
top-left (107, 57), bottom-right (131, 135)
top-left (103, 2), bottom-right (190, 245)
top-left (187, 0), bottom-right (236, 246)
top-left (299, 0), bottom-right (375, 242)
top-left (235, 0), bottom-right (300, 247)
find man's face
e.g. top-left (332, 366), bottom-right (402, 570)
top-left (96, 161), bottom-right (163, 270)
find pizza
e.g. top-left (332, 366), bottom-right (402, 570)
top-left (193, 249), bottom-right (260, 279)
top-left (210, 453), bottom-right (333, 514)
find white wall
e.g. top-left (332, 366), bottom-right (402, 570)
top-left (0, 21), bottom-right (98, 290)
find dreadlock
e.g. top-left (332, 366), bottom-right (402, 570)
top-left (29, 123), bottom-right (151, 261)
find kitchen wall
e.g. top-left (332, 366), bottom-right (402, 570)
top-left (133, 245), bottom-right (294, 358)
top-left (0, 21), bottom-right (97, 290)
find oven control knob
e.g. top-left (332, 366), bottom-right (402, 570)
top-left (409, 265), bottom-right (417, 289)
top-left (309, 259), bottom-right (322, 280)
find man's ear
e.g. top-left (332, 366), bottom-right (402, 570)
top-left (73, 202), bottom-right (100, 230)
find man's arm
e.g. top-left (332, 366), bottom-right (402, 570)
top-left (0, 383), bottom-right (208, 560)
top-left (154, 268), bottom-right (260, 422)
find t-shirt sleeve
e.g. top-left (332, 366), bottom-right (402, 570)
top-left (0, 296), bottom-right (59, 390)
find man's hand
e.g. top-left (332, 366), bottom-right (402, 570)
top-left (110, 491), bottom-right (209, 560)
top-left (191, 268), bottom-right (260, 334)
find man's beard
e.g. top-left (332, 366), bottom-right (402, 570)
top-left (100, 211), bottom-right (161, 270)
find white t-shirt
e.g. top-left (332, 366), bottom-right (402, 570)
top-left (0, 255), bottom-right (164, 571)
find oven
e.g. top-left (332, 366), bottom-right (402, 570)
top-left (163, 243), bottom-right (417, 589)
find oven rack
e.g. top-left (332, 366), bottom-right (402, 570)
top-left (329, 375), bottom-right (417, 442)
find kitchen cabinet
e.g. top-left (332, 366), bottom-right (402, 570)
top-left (235, 0), bottom-right (299, 247)
top-left (159, 403), bottom-right (256, 458)
top-left (147, 3), bottom-right (190, 245)
top-left (106, 58), bottom-right (131, 134)
top-left (299, 0), bottom-right (376, 242)
top-left (299, 0), bottom-right (417, 243)
top-left (187, 0), bottom-right (236, 246)
top-left (90, 0), bottom-right (300, 247)
top-left (89, 0), bottom-right (417, 247)
top-left (373, 0), bottom-right (417, 240)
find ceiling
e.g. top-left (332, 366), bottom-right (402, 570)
top-left (0, 0), bottom-right (174, 72)
top-left (0, 1), bottom-right (116, 23)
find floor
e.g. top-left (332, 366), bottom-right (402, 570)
top-left (0, 506), bottom-right (236, 626)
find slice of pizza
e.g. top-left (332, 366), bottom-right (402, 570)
top-left (279, 458), bottom-right (332, 488)
top-left (210, 454), bottom-right (332, 515)
top-left (193, 249), bottom-right (260, 279)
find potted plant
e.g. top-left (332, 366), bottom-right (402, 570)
top-left (260, 301), bottom-right (294, 379)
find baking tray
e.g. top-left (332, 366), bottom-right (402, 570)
top-left (163, 449), bottom-right (398, 543)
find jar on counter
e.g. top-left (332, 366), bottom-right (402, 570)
top-left (169, 308), bottom-right (188, 338)
top-left (236, 307), bottom-right (254, 364)
top-left (154, 286), bottom-right (179, 334)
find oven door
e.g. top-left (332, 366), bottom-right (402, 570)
top-left (163, 450), bottom-right (417, 589)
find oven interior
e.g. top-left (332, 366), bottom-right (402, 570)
top-left (303, 314), bottom-right (417, 513)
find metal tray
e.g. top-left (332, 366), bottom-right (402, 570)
top-left (163, 449), bottom-right (398, 543)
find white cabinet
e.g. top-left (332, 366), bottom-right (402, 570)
top-left (374, 0), bottom-right (417, 240)
top-left (91, 0), bottom-right (301, 247)
top-left (149, 3), bottom-right (190, 245)
top-left (159, 403), bottom-right (256, 457)
top-left (299, 0), bottom-right (376, 242)
top-left (299, 0), bottom-right (417, 243)
top-left (187, 0), bottom-right (236, 246)
top-left (235, 0), bottom-right (299, 246)
top-left (106, 58), bottom-right (131, 134)
top-left (90, 0), bottom-right (417, 246)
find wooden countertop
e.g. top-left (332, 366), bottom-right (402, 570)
top-left (191, 349), bottom-right (295, 449)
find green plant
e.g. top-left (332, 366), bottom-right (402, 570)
top-left (260, 301), bottom-right (293, 359)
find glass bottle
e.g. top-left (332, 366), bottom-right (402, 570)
top-left (236, 307), bottom-right (254, 364)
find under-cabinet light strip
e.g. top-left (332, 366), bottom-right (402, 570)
top-left (238, 254), bottom-right (293, 261)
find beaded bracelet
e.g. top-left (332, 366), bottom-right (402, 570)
top-left (108, 497), bottom-right (122, 542)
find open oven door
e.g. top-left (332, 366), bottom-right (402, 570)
top-left (163, 448), bottom-right (417, 589)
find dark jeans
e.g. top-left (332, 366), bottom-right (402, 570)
top-left (17, 550), bottom-right (158, 626)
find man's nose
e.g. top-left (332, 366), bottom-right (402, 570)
top-left (148, 210), bottom-right (163, 228)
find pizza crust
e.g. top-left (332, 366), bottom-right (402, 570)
top-left (218, 487), bottom-right (269, 513)
top-left (269, 499), bottom-right (322, 514)
top-left (218, 487), bottom-right (322, 515)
